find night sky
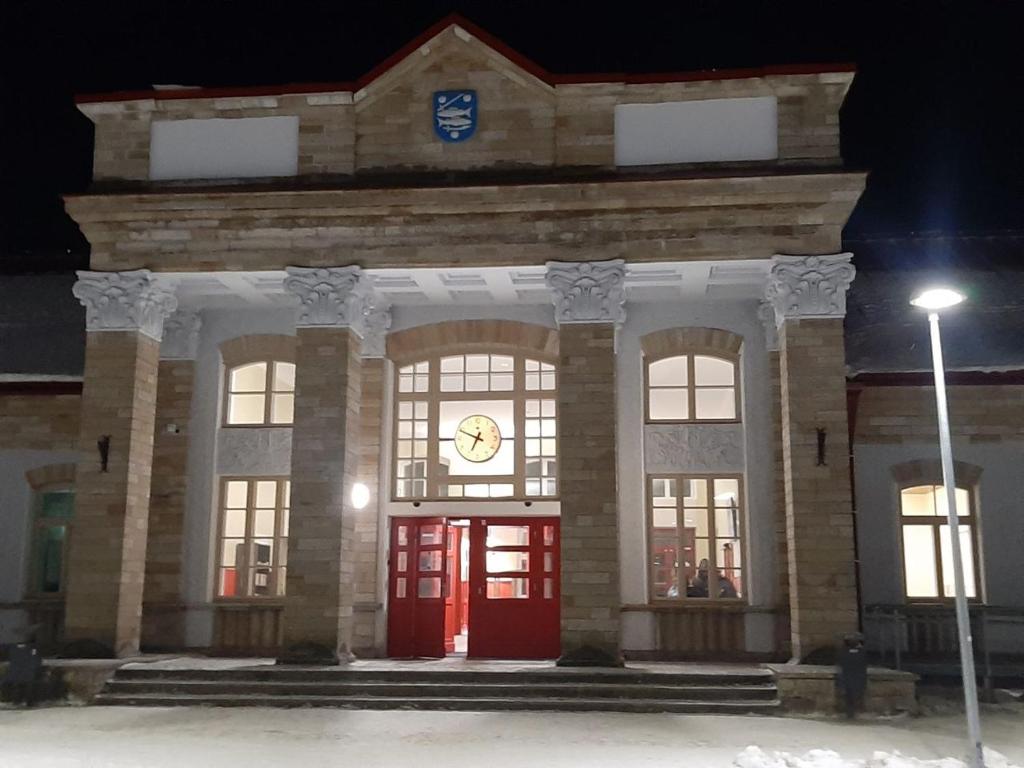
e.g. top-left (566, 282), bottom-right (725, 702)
top-left (2, 0), bottom-right (1022, 273)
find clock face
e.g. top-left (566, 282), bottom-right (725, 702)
top-left (454, 414), bottom-right (502, 462)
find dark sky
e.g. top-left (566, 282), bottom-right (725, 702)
top-left (2, 0), bottom-right (1022, 273)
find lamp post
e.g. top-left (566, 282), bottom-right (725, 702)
top-left (910, 287), bottom-right (985, 768)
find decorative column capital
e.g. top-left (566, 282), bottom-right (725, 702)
top-left (72, 269), bottom-right (178, 341)
top-left (545, 259), bottom-right (626, 326)
top-left (764, 253), bottom-right (855, 326)
top-left (284, 266), bottom-right (364, 328)
top-left (160, 311), bottom-right (202, 360)
top-left (358, 298), bottom-right (392, 359)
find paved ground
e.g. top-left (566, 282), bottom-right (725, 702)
top-left (0, 705), bottom-right (1021, 768)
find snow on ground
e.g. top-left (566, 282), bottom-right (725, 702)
top-left (0, 707), bottom-right (1021, 768)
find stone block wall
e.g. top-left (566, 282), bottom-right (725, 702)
top-left (63, 331), bottom-right (161, 656)
top-left (779, 319), bottom-right (858, 659)
top-left (81, 93), bottom-right (355, 182)
top-left (557, 323), bottom-right (620, 661)
top-left (280, 327), bottom-right (361, 660)
top-left (352, 356), bottom-right (384, 655)
top-left (141, 359), bottom-right (194, 649)
top-left (855, 385), bottom-right (1024, 444)
top-left (0, 391), bottom-right (81, 450)
top-left (77, 23), bottom-right (852, 181)
top-left (771, 664), bottom-right (918, 716)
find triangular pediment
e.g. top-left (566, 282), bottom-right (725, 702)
top-left (354, 18), bottom-right (555, 109)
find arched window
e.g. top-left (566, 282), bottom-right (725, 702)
top-left (646, 353), bottom-right (739, 422)
top-left (224, 361), bottom-right (296, 425)
top-left (899, 484), bottom-right (979, 599)
top-left (394, 352), bottom-right (557, 500)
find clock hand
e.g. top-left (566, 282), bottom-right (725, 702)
top-left (458, 429), bottom-right (480, 440)
top-left (471, 431), bottom-right (483, 449)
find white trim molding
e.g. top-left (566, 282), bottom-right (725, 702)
top-left (72, 269), bottom-right (178, 341)
top-left (545, 258), bottom-right (626, 326)
top-left (284, 266), bottom-right (364, 328)
top-left (160, 311), bottom-right (203, 360)
top-left (764, 253), bottom-right (855, 326)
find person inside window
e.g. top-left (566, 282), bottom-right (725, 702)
top-left (687, 558), bottom-right (738, 598)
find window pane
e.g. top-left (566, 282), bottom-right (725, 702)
top-left (255, 481), bottom-right (277, 508)
top-left (270, 393), bottom-right (294, 424)
top-left (651, 527), bottom-right (678, 598)
top-left (940, 525), bottom-right (976, 598)
top-left (694, 356), bottom-right (735, 386)
top-left (272, 362), bottom-right (295, 392)
top-left (686, 540), bottom-right (712, 598)
top-left (219, 568), bottom-right (239, 597)
top-left (713, 479), bottom-right (740, 508)
top-left (440, 374), bottom-right (464, 392)
top-left (716, 538), bottom-right (743, 571)
top-left (486, 577), bottom-right (529, 599)
top-left (714, 507), bottom-right (742, 539)
top-left (253, 508), bottom-right (275, 538)
top-left (223, 508), bottom-right (246, 538)
top-left (901, 486), bottom-right (935, 516)
top-left (491, 373), bottom-right (514, 391)
top-left (225, 481), bottom-right (248, 509)
top-left (649, 388), bottom-right (688, 420)
top-left (486, 551), bottom-right (529, 573)
top-left (541, 372), bottom-right (556, 390)
top-left (695, 388), bottom-right (736, 420)
top-left (35, 525), bottom-right (65, 593)
top-left (418, 550), bottom-right (442, 572)
top-left (466, 373), bottom-right (488, 391)
top-left (935, 486), bottom-right (971, 518)
top-left (221, 539), bottom-right (242, 568)
top-left (398, 375), bottom-right (413, 393)
top-left (39, 491), bottom-right (74, 519)
top-left (649, 356), bottom-right (688, 387)
top-left (466, 354), bottom-right (489, 372)
top-left (682, 508), bottom-right (709, 537)
top-left (487, 525), bottom-right (529, 547)
top-left (492, 355), bottom-right (514, 372)
top-left (231, 363), bottom-right (267, 392)
top-left (903, 525), bottom-right (939, 598)
top-left (418, 577), bottom-right (442, 598)
top-left (441, 356), bottom-right (464, 373)
top-left (652, 478), bottom-right (677, 506)
top-left (228, 393), bottom-right (265, 424)
top-left (525, 373), bottom-right (540, 390)
top-left (683, 479), bottom-right (708, 508)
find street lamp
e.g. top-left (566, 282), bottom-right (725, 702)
top-left (910, 286), bottom-right (985, 768)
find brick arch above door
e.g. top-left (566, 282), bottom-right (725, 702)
top-left (387, 320), bottom-right (558, 363)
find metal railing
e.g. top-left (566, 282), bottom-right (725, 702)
top-left (864, 603), bottom-right (1024, 697)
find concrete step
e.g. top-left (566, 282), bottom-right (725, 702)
top-left (113, 667), bottom-right (774, 687)
top-left (95, 691), bottom-right (781, 714)
top-left (102, 678), bottom-right (778, 701)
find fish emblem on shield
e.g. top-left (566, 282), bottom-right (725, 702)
top-left (433, 90), bottom-right (477, 143)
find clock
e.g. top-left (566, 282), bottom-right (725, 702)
top-left (454, 414), bottom-right (502, 462)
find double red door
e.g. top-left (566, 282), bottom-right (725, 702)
top-left (387, 516), bottom-right (559, 659)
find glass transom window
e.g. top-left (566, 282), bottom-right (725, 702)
top-left (394, 353), bottom-right (557, 500)
top-left (225, 361), bottom-right (296, 425)
top-left (647, 354), bottom-right (738, 422)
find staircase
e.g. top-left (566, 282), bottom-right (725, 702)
top-left (95, 664), bottom-right (780, 714)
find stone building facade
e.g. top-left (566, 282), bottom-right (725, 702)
top-left (2, 17), bottom-right (1021, 665)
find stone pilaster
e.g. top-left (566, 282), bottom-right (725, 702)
top-left (279, 267), bottom-right (364, 664)
top-left (353, 301), bottom-right (389, 656)
top-left (63, 270), bottom-right (177, 657)
top-left (142, 311), bottom-right (201, 650)
top-left (766, 254), bottom-right (858, 661)
top-left (546, 259), bottom-right (624, 666)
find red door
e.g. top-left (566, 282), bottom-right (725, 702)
top-left (387, 517), bottom-right (448, 658)
top-left (467, 517), bottom-right (560, 659)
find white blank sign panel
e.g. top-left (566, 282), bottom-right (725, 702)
top-left (149, 116), bottom-right (300, 180)
top-left (614, 96), bottom-right (778, 166)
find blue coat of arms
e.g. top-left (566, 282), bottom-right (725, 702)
top-left (433, 90), bottom-right (477, 143)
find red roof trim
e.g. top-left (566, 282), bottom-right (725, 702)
top-left (75, 13), bottom-right (856, 105)
top-left (849, 370), bottom-right (1024, 387)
